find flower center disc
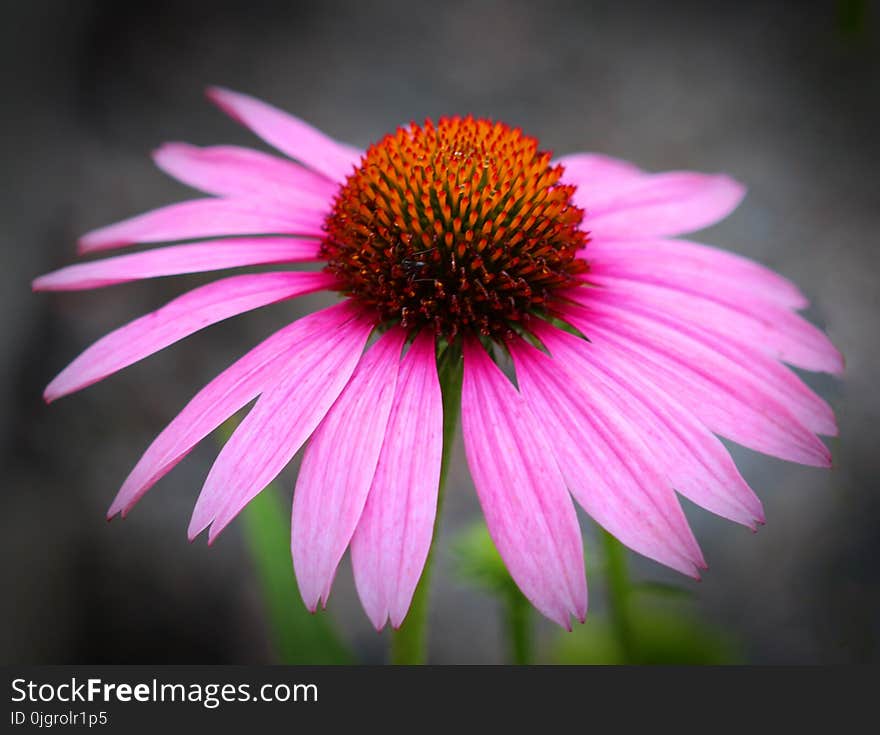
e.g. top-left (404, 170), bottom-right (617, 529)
top-left (321, 116), bottom-right (589, 340)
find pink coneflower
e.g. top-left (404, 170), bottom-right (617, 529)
top-left (35, 88), bottom-right (841, 631)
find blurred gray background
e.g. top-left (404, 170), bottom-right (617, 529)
top-left (2, 0), bottom-right (878, 664)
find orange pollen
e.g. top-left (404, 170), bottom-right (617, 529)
top-left (320, 116), bottom-right (589, 340)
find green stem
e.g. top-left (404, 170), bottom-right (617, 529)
top-left (504, 588), bottom-right (533, 665)
top-left (390, 344), bottom-right (463, 665)
top-left (601, 529), bottom-right (636, 663)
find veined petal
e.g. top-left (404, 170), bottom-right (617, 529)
top-left (107, 302), bottom-right (359, 519)
top-left (350, 330), bottom-right (443, 630)
top-left (292, 327), bottom-right (406, 612)
top-left (585, 172), bottom-right (746, 239)
top-left (568, 284), bottom-right (836, 435)
top-left (560, 300), bottom-right (832, 467)
top-left (461, 339), bottom-right (586, 629)
top-left (33, 237), bottom-right (321, 292)
top-left (79, 198), bottom-right (326, 253)
top-left (585, 237), bottom-right (808, 310)
top-left (207, 86), bottom-right (362, 183)
top-left (589, 275), bottom-right (843, 374)
top-left (189, 312), bottom-right (374, 542)
top-left (533, 323), bottom-right (764, 528)
top-left (44, 271), bottom-right (334, 402)
top-left (509, 335), bottom-right (706, 576)
top-left (153, 143), bottom-right (337, 203)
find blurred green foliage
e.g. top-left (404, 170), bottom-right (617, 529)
top-left (241, 484), bottom-right (353, 664)
top-left (217, 417), bottom-right (353, 664)
top-left (837, 0), bottom-right (870, 39)
top-left (452, 520), bottom-right (743, 665)
top-left (551, 609), bottom-right (742, 665)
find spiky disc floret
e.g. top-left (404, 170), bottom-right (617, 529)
top-left (321, 116), bottom-right (589, 340)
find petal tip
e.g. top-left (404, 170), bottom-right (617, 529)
top-left (42, 384), bottom-right (60, 404)
top-left (152, 141), bottom-right (190, 168)
top-left (78, 229), bottom-right (129, 253)
top-left (710, 173), bottom-right (747, 209)
top-left (389, 605), bottom-right (412, 631)
top-left (205, 86), bottom-right (241, 121)
top-left (304, 600), bottom-right (320, 615)
top-left (204, 85), bottom-right (226, 103)
top-left (297, 582), bottom-right (323, 615)
top-left (186, 520), bottom-right (206, 543)
top-left (106, 501), bottom-right (123, 521)
top-left (206, 523), bottom-right (224, 546)
top-left (77, 233), bottom-right (98, 253)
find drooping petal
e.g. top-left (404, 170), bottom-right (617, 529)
top-left (207, 87), bottom-right (362, 183)
top-left (532, 323), bottom-right (764, 528)
top-left (584, 172), bottom-right (746, 239)
top-left (189, 312), bottom-right (375, 542)
top-left (585, 237), bottom-right (808, 310)
top-left (107, 301), bottom-right (359, 519)
top-left (560, 300), bottom-right (832, 467)
top-left (153, 143), bottom-right (337, 203)
top-left (509, 335), bottom-right (706, 577)
top-left (588, 275), bottom-right (843, 374)
top-left (350, 330), bottom-right (443, 630)
top-left (568, 284), bottom-right (837, 435)
top-left (79, 198), bottom-right (326, 253)
top-left (461, 339), bottom-right (586, 629)
top-left (33, 237), bottom-right (321, 292)
top-left (44, 270), bottom-right (335, 402)
top-left (291, 327), bottom-right (406, 612)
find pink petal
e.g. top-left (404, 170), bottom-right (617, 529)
top-left (509, 335), bottom-right (706, 577)
top-left (461, 338), bottom-right (587, 629)
top-left (207, 86), bottom-right (362, 183)
top-left (79, 198), bottom-right (326, 253)
top-left (560, 300), bottom-right (832, 467)
top-left (291, 327), bottom-right (406, 612)
top-left (569, 284), bottom-right (836, 435)
top-left (585, 237), bottom-right (808, 310)
top-left (189, 312), bottom-right (375, 542)
top-left (107, 301), bottom-right (359, 519)
top-left (588, 275), bottom-right (843, 374)
top-left (533, 323), bottom-right (765, 528)
top-left (584, 172), bottom-right (746, 239)
top-left (350, 330), bottom-right (443, 630)
top-left (555, 153), bottom-right (644, 204)
top-left (44, 270), bottom-right (335, 402)
top-left (153, 143), bottom-right (337, 203)
top-left (33, 237), bottom-right (321, 291)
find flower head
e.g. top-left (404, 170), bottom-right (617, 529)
top-left (322, 116), bottom-right (588, 339)
top-left (35, 88), bottom-right (842, 631)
